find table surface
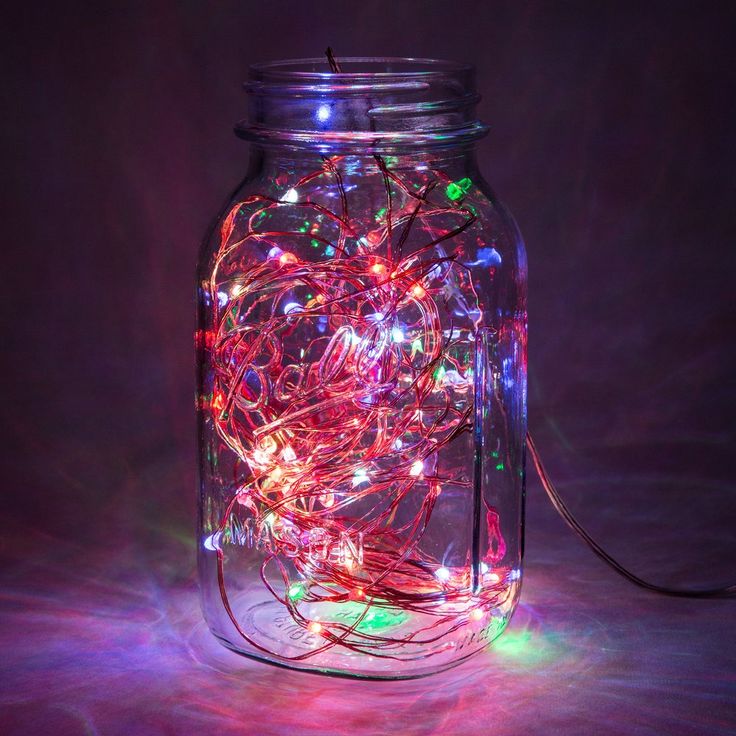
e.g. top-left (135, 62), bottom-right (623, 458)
top-left (2, 436), bottom-right (735, 736)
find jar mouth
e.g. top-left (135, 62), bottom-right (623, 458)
top-left (249, 57), bottom-right (474, 80)
top-left (237, 57), bottom-right (488, 153)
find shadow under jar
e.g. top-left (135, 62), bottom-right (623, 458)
top-left (196, 57), bottom-right (527, 679)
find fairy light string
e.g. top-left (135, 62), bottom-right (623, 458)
top-left (325, 46), bottom-right (343, 74)
top-left (206, 153), bottom-right (514, 662)
top-left (204, 163), bottom-right (735, 670)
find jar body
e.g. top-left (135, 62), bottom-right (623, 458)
top-left (196, 146), bottom-right (526, 678)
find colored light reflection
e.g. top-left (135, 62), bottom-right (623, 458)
top-left (329, 601), bottom-right (411, 633)
top-left (5, 516), bottom-right (730, 736)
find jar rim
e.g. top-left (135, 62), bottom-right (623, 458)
top-left (249, 57), bottom-right (475, 81)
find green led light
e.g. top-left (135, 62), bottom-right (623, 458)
top-left (287, 583), bottom-right (306, 601)
top-left (375, 207), bottom-right (387, 221)
top-left (434, 365), bottom-right (446, 381)
top-left (446, 183), bottom-right (463, 201)
top-left (446, 177), bottom-right (473, 201)
top-left (495, 462), bottom-right (505, 471)
top-left (310, 239), bottom-right (320, 248)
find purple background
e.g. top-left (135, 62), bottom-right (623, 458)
top-left (2, 2), bottom-right (735, 734)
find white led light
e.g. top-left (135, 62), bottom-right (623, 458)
top-left (352, 469), bottom-right (370, 486)
top-left (282, 188), bottom-right (299, 203)
top-left (203, 532), bottom-right (221, 551)
top-left (409, 460), bottom-right (424, 476)
top-left (435, 566), bottom-right (451, 582)
top-left (391, 327), bottom-right (405, 343)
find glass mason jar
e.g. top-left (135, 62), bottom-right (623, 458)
top-left (196, 58), bottom-right (527, 679)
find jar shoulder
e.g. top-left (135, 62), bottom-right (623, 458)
top-left (197, 161), bottom-right (527, 312)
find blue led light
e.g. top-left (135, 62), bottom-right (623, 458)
top-left (316, 104), bottom-right (331, 122)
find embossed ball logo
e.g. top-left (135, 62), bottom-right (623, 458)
top-left (212, 252), bottom-right (460, 518)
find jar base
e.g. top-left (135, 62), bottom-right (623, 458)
top-left (204, 587), bottom-right (519, 679)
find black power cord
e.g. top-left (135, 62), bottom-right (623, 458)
top-left (527, 432), bottom-right (736, 598)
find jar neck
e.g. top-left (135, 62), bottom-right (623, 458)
top-left (236, 57), bottom-right (488, 156)
top-left (246, 145), bottom-right (482, 181)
